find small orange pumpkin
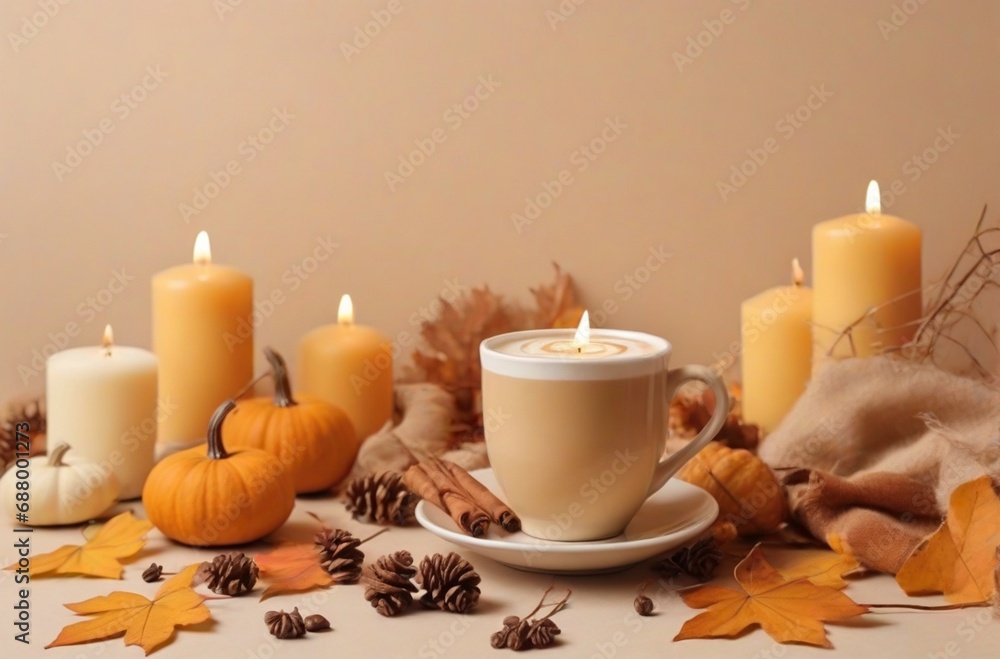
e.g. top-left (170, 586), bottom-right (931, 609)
top-left (222, 347), bottom-right (359, 493)
top-left (677, 441), bottom-right (787, 536)
top-left (142, 399), bottom-right (295, 546)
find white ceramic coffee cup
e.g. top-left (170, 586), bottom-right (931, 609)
top-left (481, 328), bottom-right (728, 541)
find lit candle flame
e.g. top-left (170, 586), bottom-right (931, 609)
top-left (865, 180), bottom-right (881, 215)
top-left (792, 258), bottom-right (804, 287)
top-left (338, 294), bottom-right (354, 325)
top-left (571, 310), bottom-right (591, 350)
top-left (102, 324), bottom-right (113, 356)
top-left (193, 231), bottom-right (212, 265)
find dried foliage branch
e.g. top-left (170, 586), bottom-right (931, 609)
top-left (826, 205), bottom-right (1000, 377)
top-left (404, 264), bottom-right (583, 436)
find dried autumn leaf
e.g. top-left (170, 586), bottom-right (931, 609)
top-left (530, 263), bottom-right (581, 328)
top-left (896, 476), bottom-right (1000, 603)
top-left (46, 563), bottom-right (209, 655)
top-left (675, 544), bottom-right (868, 647)
top-left (770, 549), bottom-right (862, 590)
top-left (5, 511), bottom-right (152, 579)
top-left (254, 543), bottom-right (332, 601)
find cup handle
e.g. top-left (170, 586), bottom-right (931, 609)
top-left (646, 365), bottom-right (730, 497)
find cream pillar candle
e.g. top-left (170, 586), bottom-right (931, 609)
top-left (152, 231), bottom-right (253, 446)
top-left (298, 294), bottom-right (393, 440)
top-left (813, 181), bottom-right (922, 366)
top-left (741, 260), bottom-right (813, 434)
top-left (46, 325), bottom-right (158, 499)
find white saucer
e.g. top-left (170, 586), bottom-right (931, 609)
top-left (415, 468), bottom-right (718, 574)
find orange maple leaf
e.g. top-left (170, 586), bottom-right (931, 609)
top-left (254, 543), bottom-right (332, 600)
top-left (675, 544), bottom-right (868, 647)
top-left (896, 476), bottom-right (1000, 603)
top-left (46, 563), bottom-right (210, 655)
top-left (773, 550), bottom-right (862, 590)
top-left (5, 511), bottom-right (152, 579)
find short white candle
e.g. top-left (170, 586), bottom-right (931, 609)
top-left (46, 325), bottom-right (159, 499)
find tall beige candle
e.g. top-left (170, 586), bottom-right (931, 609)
top-left (298, 294), bottom-right (393, 441)
top-left (152, 231), bottom-right (253, 446)
top-left (812, 180), bottom-right (922, 367)
top-left (46, 325), bottom-right (158, 499)
top-left (741, 259), bottom-right (813, 434)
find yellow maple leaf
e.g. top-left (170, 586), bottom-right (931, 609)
top-left (675, 544), bottom-right (869, 647)
top-left (773, 549), bottom-right (862, 589)
top-left (5, 511), bottom-right (152, 579)
top-left (254, 543), bottom-right (333, 600)
top-left (896, 476), bottom-right (1000, 603)
top-left (46, 563), bottom-right (209, 655)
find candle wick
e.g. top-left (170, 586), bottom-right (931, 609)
top-left (104, 348), bottom-right (112, 358)
top-left (577, 346), bottom-right (582, 354)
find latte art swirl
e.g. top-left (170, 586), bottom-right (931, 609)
top-left (494, 335), bottom-right (658, 360)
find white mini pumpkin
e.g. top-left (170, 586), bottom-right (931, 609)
top-left (1, 443), bottom-right (120, 526)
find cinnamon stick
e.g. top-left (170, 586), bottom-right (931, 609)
top-left (404, 463), bottom-right (490, 537)
top-left (435, 458), bottom-right (521, 533)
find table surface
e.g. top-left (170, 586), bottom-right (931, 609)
top-left (2, 497), bottom-right (998, 659)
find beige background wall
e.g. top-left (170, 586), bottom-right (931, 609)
top-left (2, 0), bottom-right (998, 399)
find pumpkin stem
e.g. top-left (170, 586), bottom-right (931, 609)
top-left (264, 346), bottom-right (297, 408)
top-left (207, 399), bottom-right (238, 460)
top-left (48, 443), bottom-right (72, 467)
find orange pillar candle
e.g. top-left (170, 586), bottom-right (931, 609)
top-left (812, 181), bottom-right (922, 367)
top-left (741, 259), bottom-right (813, 434)
top-left (298, 294), bottom-right (393, 441)
top-left (152, 231), bottom-right (253, 446)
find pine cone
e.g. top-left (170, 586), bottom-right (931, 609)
top-left (0, 395), bottom-right (46, 473)
top-left (198, 552), bottom-right (258, 596)
top-left (264, 607), bottom-right (305, 639)
top-left (344, 472), bottom-right (417, 526)
top-left (364, 551), bottom-right (418, 617)
top-left (653, 537), bottom-right (721, 581)
top-left (417, 552), bottom-right (481, 613)
top-left (525, 618), bottom-right (561, 649)
top-left (315, 528), bottom-right (364, 583)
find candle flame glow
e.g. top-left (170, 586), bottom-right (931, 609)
top-left (338, 294), bottom-right (354, 325)
top-left (572, 310), bottom-right (591, 349)
top-left (865, 180), bottom-right (881, 215)
top-left (193, 231), bottom-right (212, 265)
top-left (102, 324), bottom-right (113, 354)
top-left (792, 258), bottom-right (804, 287)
